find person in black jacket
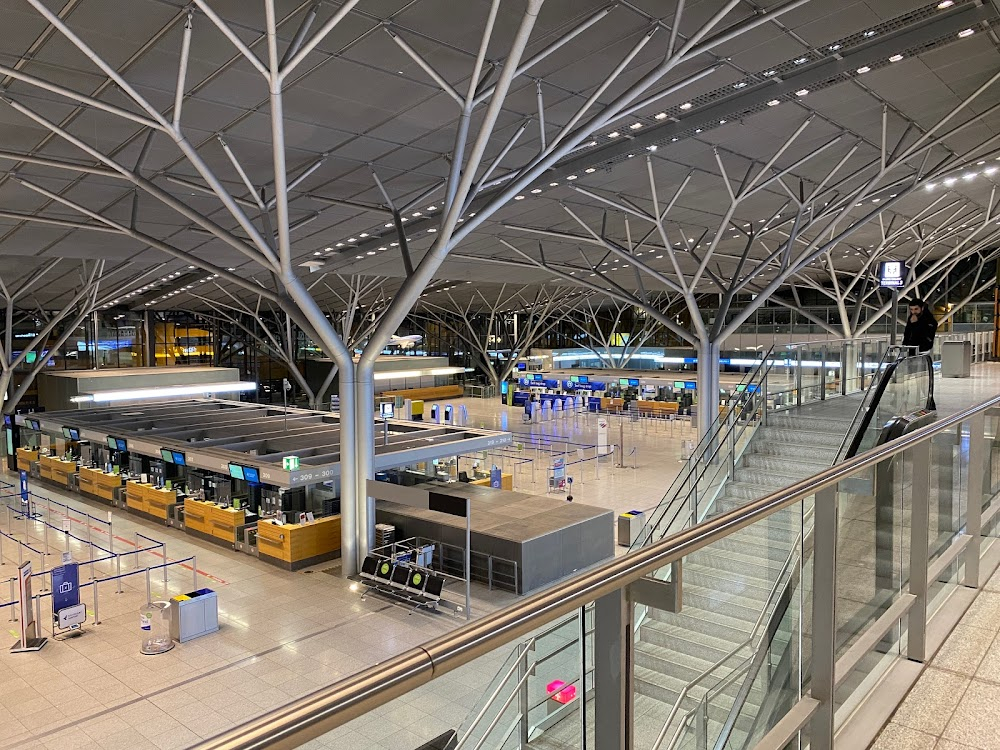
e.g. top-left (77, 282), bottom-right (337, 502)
top-left (902, 299), bottom-right (938, 354)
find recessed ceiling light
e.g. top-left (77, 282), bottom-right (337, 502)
top-left (530, 188), bottom-right (542, 194)
top-left (856, 66), bottom-right (871, 74)
top-left (680, 102), bottom-right (692, 110)
top-left (366, 251), bottom-right (376, 255)
top-left (937, 0), bottom-right (954, 7)
top-left (654, 112), bottom-right (667, 119)
top-left (829, 44), bottom-right (842, 51)
top-left (671, 137), bottom-right (678, 142)
top-left (355, 255), bottom-right (363, 259)
top-left (585, 167), bottom-right (596, 173)
top-left (608, 131), bottom-right (621, 138)
top-left (647, 145), bottom-right (658, 151)
top-left (963, 172), bottom-right (976, 180)
top-left (944, 177), bottom-right (956, 186)
top-left (719, 119), bottom-right (726, 124)
top-left (864, 30), bottom-right (876, 37)
top-left (889, 54), bottom-right (903, 62)
top-left (796, 89), bottom-right (809, 96)
top-left (794, 57), bottom-right (808, 64)
top-left (567, 175), bottom-right (578, 180)
top-left (734, 82), bottom-right (747, 89)
top-left (348, 237), bottom-right (357, 242)
top-left (764, 70), bottom-right (776, 76)
top-left (767, 99), bottom-right (780, 106)
top-left (549, 182), bottom-right (558, 187)
top-left (958, 28), bottom-right (974, 37)
top-left (629, 122), bottom-right (643, 130)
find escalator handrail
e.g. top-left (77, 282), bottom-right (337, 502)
top-left (841, 350), bottom-right (935, 460)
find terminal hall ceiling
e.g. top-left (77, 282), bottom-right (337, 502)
top-left (0, 0), bottom-right (997, 315)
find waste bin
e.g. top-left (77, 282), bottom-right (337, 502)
top-left (617, 510), bottom-right (645, 547)
top-left (942, 340), bottom-right (972, 378)
top-left (169, 588), bottom-right (219, 643)
top-left (139, 600), bottom-right (174, 655)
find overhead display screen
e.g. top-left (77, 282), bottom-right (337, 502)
top-left (243, 467), bottom-right (260, 484)
top-left (228, 463), bottom-right (245, 480)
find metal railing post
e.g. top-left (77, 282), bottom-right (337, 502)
top-left (192, 555), bottom-right (198, 591)
top-left (696, 699), bottom-right (708, 750)
top-left (162, 542), bottom-right (168, 590)
top-left (809, 485), bottom-right (839, 750)
top-left (594, 587), bottom-right (632, 750)
top-left (93, 580), bottom-right (100, 624)
top-left (964, 413), bottom-right (987, 587)
top-left (908, 440), bottom-right (931, 662)
top-left (518, 642), bottom-right (529, 746)
top-left (145, 568), bottom-right (151, 604)
top-left (115, 556), bottom-right (122, 594)
top-left (795, 347), bottom-right (802, 406)
top-left (820, 345), bottom-right (827, 400)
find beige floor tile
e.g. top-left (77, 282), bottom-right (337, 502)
top-left (872, 722), bottom-right (938, 750)
top-left (932, 623), bottom-right (998, 676)
top-left (943, 679), bottom-right (1000, 749)
top-left (891, 667), bottom-right (970, 736)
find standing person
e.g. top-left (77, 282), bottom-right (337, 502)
top-left (902, 299), bottom-right (938, 354)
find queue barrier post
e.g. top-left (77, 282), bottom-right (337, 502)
top-left (116, 556), bottom-right (122, 594)
top-left (191, 556), bottom-right (198, 592)
top-left (93, 579), bottom-right (100, 624)
top-left (8, 579), bottom-right (16, 622)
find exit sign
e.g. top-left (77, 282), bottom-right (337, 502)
top-left (282, 456), bottom-right (300, 471)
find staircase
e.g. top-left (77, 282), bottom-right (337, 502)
top-left (633, 398), bottom-right (859, 749)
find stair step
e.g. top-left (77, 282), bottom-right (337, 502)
top-left (683, 565), bottom-right (776, 601)
top-left (679, 584), bottom-right (769, 623)
top-left (647, 609), bottom-right (754, 647)
top-left (687, 547), bottom-right (790, 582)
top-left (640, 619), bottom-right (736, 663)
top-left (757, 426), bottom-right (844, 447)
top-left (743, 454), bottom-right (833, 475)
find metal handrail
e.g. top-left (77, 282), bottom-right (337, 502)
top-left (193, 392), bottom-right (1000, 750)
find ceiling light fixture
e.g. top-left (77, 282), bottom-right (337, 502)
top-left (796, 89), bottom-right (809, 96)
top-left (937, 0), bottom-right (954, 6)
top-left (856, 66), bottom-right (871, 74)
top-left (889, 54), bottom-right (903, 62)
top-left (767, 99), bottom-right (780, 106)
top-left (958, 28), bottom-right (974, 37)
top-left (794, 57), bottom-right (808, 64)
top-left (654, 112), bottom-right (668, 119)
top-left (608, 131), bottom-right (621, 138)
top-left (629, 122), bottom-right (643, 130)
top-left (680, 102), bottom-right (692, 110)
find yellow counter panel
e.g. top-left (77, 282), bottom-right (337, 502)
top-left (470, 473), bottom-right (514, 491)
top-left (256, 516), bottom-right (340, 570)
top-left (78, 466), bottom-right (123, 503)
top-left (16, 448), bottom-right (38, 473)
top-left (39, 455), bottom-right (76, 486)
top-left (182, 498), bottom-right (215, 537)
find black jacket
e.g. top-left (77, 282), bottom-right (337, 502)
top-left (902, 311), bottom-right (938, 352)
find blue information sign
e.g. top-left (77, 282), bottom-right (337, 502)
top-left (18, 469), bottom-right (28, 505)
top-left (51, 562), bottom-right (80, 614)
top-left (490, 466), bottom-right (502, 489)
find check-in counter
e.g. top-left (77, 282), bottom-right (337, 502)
top-left (145, 485), bottom-right (176, 521)
top-left (256, 515), bottom-right (340, 570)
top-left (470, 473), bottom-right (514, 490)
top-left (78, 466), bottom-right (124, 504)
top-left (209, 504), bottom-right (245, 544)
top-left (16, 448), bottom-right (38, 473)
top-left (124, 482), bottom-right (176, 522)
top-left (182, 498), bottom-right (215, 537)
top-left (39, 455), bottom-right (77, 487)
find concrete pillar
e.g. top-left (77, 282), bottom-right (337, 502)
top-left (697, 339), bottom-right (721, 439)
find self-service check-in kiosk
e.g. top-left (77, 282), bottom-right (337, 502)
top-left (430, 404), bottom-right (440, 423)
top-left (552, 399), bottom-right (563, 417)
top-left (443, 404), bottom-right (454, 425)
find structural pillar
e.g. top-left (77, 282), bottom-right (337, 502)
top-left (338, 365), bottom-right (358, 577)
top-left (696, 339), bottom-right (721, 439)
top-left (355, 362), bottom-right (376, 562)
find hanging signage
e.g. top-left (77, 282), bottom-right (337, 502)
top-left (879, 260), bottom-right (907, 289)
top-left (282, 456), bottom-right (300, 471)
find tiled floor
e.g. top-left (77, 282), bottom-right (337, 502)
top-left (872, 566), bottom-right (1000, 750)
top-left (0, 363), bottom-right (996, 749)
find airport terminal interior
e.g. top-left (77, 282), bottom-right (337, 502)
top-left (2, 1), bottom-right (1000, 749)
